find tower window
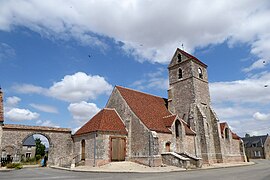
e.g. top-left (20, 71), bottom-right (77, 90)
top-left (175, 120), bottom-right (181, 138)
top-left (225, 128), bottom-right (229, 139)
top-left (198, 68), bottom-right (203, 79)
top-left (177, 54), bottom-right (182, 62)
top-left (178, 68), bottom-right (183, 79)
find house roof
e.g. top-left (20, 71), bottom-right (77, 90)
top-left (220, 122), bottom-right (240, 140)
top-left (116, 86), bottom-right (172, 133)
top-left (74, 108), bottom-right (127, 136)
top-left (116, 86), bottom-right (195, 134)
top-left (23, 135), bottom-right (36, 146)
top-left (242, 135), bottom-right (268, 148)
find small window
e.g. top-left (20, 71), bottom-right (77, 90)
top-left (198, 68), bottom-right (203, 79)
top-left (225, 128), bottom-right (229, 139)
top-left (254, 151), bottom-right (261, 157)
top-left (165, 142), bottom-right (171, 152)
top-left (178, 68), bottom-right (183, 79)
top-left (177, 54), bottom-right (182, 62)
top-left (175, 120), bottom-right (181, 138)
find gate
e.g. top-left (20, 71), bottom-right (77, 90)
top-left (111, 137), bottom-right (126, 161)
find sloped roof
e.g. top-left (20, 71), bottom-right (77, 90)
top-left (23, 135), bottom-right (36, 146)
top-left (74, 108), bottom-right (127, 136)
top-left (220, 122), bottom-right (240, 140)
top-left (174, 48), bottom-right (207, 68)
top-left (116, 86), bottom-right (195, 134)
top-left (116, 86), bottom-right (172, 133)
top-left (242, 135), bottom-right (268, 148)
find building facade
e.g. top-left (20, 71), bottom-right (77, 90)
top-left (73, 49), bottom-right (246, 167)
top-left (242, 134), bottom-right (270, 159)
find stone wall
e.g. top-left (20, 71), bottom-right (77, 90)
top-left (0, 124), bottom-right (72, 165)
top-left (73, 132), bottom-right (127, 167)
top-left (106, 88), bottom-right (161, 166)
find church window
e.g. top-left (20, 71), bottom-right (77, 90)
top-left (177, 54), bottom-right (182, 62)
top-left (178, 68), bottom-right (183, 79)
top-left (165, 142), bottom-right (171, 152)
top-left (198, 68), bottom-right (203, 79)
top-left (175, 120), bottom-right (181, 138)
top-left (225, 128), bottom-right (229, 139)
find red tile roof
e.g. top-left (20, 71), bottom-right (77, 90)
top-left (116, 86), bottom-right (195, 135)
top-left (181, 120), bottom-right (196, 136)
top-left (116, 86), bottom-right (171, 133)
top-left (219, 122), bottom-right (240, 140)
top-left (74, 108), bottom-right (127, 136)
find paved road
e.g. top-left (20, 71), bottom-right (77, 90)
top-left (1, 160), bottom-right (270, 180)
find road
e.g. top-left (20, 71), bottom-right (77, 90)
top-left (1, 160), bottom-right (269, 180)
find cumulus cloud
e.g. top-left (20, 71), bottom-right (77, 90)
top-left (68, 101), bottom-right (100, 125)
top-left (253, 112), bottom-right (270, 121)
top-left (0, 0), bottom-right (270, 69)
top-left (13, 72), bottom-right (113, 102)
top-left (5, 108), bottom-right (39, 121)
top-left (6, 96), bottom-right (21, 107)
top-left (30, 103), bottom-right (58, 113)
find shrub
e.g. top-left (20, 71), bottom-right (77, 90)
top-left (35, 154), bottom-right (41, 161)
top-left (6, 163), bottom-right (23, 169)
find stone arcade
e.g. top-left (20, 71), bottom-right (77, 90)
top-left (0, 49), bottom-right (246, 168)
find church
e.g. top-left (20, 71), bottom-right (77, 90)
top-left (73, 48), bottom-right (246, 168)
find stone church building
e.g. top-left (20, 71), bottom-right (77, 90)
top-left (0, 48), bottom-right (245, 168)
top-left (73, 49), bottom-right (246, 168)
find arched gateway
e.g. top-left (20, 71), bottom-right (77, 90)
top-left (0, 124), bottom-right (72, 165)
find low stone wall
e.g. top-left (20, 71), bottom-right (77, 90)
top-left (161, 153), bottom-right (190, 168)
top-left (130, 156), bottom-right (162, 167)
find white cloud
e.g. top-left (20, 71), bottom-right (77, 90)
top-left (49, 72), bottom-right (112, 102)
top-left (210, 72), bottom-right (270, 104)
top-left (131, 68), bottom-right (169, 90)
top-left (36, 119), bottom-right (59, 128)
top-left (68, 101), bottom-right (100, 125)
top-left (6, 96), bottom-right (21, 107)
top-left (0, 42), bottom-right (15, 62)
top-left (13, 72), bottom-right (113, 102)
top-left (30, 103), bottom-right (58, 114)
top-left (0, 0), bottom-right (270, 68)
top-left (253, 112), bottom-right (270, 121)
top-left (5, 108), bottom-right (39, 121)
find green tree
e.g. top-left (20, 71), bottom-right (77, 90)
top-left (35, 138), bottom-right (45, 157)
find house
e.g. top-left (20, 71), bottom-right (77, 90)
top-left (242, 134), bottom-right (270, 159)
top-left (73, 48), bottom-right (245, 168)
top-left (21, 135), bottom-right (36, 160)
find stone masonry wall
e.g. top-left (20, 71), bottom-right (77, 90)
top-left (0, 125), bottom-right (72, 165)
top-left (106, 88), bottom-right (161, 166)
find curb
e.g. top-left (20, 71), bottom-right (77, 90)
top-left (50, 162), bottom-right (255, 173)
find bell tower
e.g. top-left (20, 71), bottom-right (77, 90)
top-left (167, 48), bottom-right (223, 164)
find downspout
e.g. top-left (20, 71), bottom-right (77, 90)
top-left (93, 132), bottom-right (97, 167)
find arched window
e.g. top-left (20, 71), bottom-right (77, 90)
top-left (81, 139), bottom-right (85, 160)
top-left (225, 128), bottom-right (229, 139)
top-left (175, 120), bottom-right (181, 138)
top-left (165, 142), bottom-right (171, 152)
top-left (177, 54), bottom-right (182, 62)
top-left (178, 68), bottom-right (183, 79)
top-left (198, 68), bottom-right (203, 79)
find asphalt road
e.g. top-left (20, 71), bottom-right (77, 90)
top-left (1, 160), bottom-right (270, 180)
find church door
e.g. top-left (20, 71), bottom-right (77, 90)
top-left (111, 137), bottom-right (125, 161)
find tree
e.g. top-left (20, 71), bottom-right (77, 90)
top-left (35, 138), bottom-right (45, 157)
top-left (245, 133), bottom-right (251, 138)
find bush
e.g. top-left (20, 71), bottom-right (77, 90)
top-left (35, 155), bottom-right (41, 161)
top-left (6, 163), bottom-right (23, 169)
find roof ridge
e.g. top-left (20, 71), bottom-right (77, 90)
top-left (176, 48), bottom-right (207, 67)
top-left (116, 85), bottom-right (166, 99)
top-left (163, 114), bottom-right (176, 118)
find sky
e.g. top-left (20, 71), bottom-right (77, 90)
top-left (0, 0), bottom-right (270, 137)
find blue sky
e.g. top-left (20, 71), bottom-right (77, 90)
top-left (0, 0), bottom-right (269, 136)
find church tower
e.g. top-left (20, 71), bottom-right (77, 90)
top-left (0, 88), bottom-right (4, 125)
top-left (168, 48), bottom-right (223, 164)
